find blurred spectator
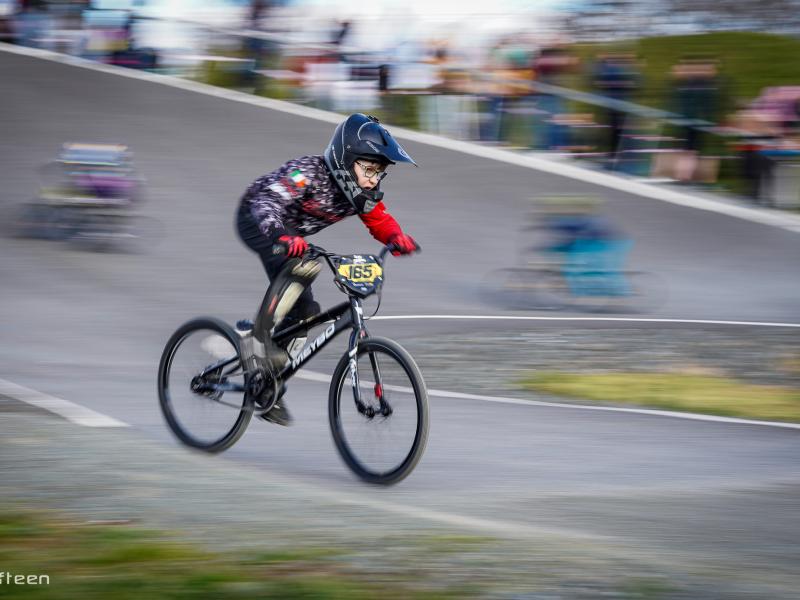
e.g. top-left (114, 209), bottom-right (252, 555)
top-left (331, 19), bottom-right (351, 61)
top-left (13, 0), bottom-right (54, 49)
top-left (480, 37), bottom-right (533, 144)
top-left (591, 53), bottom-right (640, 161)
top-left (750, 86), bottom-right (800, 136)
top-left (671, 56), bottom-right (720, 152)
top-left (730, 92), bottom-right (800, 206)
top-left (80, 4), bottom-right (132, 62)
top-left (108, 12), bottom-right (159, 70)
top-left (241, 0), bottom-right (272, 79)
top-left (417, 40), bottom-right (479, 139)
top-left (0, 0), bottom-right (18, 43)
top-left (656, 56), bottom-right (722, 182)
top-left (248, 0), bottom-right (268, 29)
top-left (533, 43), bottom-right (578, 150)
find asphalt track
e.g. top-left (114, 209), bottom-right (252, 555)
top-left (2, 48), bottom-right (800, 595)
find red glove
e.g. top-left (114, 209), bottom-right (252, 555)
top-left (277, 235), bottom-right (308, 258)
top-left (388, 233), bottom-right (418, 256)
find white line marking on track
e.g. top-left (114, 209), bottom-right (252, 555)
top-left (370, 315), bottom-right (800, 328)
top-left (226, 462), bottom-right (610, 541)
top-left (296, 355), bottom-right (800, 431)
top-left (0, 377), bottom-right (129, 428)
top-left (3, 41), bottom-right (800, 234)
top-left (328, 492), bottom-right (609, 541)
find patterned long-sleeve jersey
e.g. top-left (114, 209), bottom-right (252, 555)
top-left (239, 155), bottom-right (403, 243)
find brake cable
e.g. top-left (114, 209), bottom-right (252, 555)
top-left (364, 285), bottom-right (383, 320)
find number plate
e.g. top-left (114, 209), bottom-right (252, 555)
top-left (335, 255), bottom-right (383, 297)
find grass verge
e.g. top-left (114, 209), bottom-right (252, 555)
top-left (0, 508), bottom-right (455, 600)
top-left (519, 371), bottom-right (800, 422)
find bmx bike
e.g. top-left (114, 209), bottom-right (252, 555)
top-left (157, 243), bottom-right (429, 485)
top-left (484, 239), bottom-right (665, 313)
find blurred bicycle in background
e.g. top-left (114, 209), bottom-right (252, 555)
top-left (483, 196), bottom-right (665, 313)
top-left (10, 142), bottom-right (161, 252)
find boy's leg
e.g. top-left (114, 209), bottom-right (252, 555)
top-left (236, 208), bottom-right (320, 424)
top-left (253, 256), bottom-right (321, 360)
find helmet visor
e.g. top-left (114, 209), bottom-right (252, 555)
top-left (377, 137), bottom-right (416, 166)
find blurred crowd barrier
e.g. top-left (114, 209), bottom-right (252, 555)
top-left (3, 2), bottom-right (799, 209)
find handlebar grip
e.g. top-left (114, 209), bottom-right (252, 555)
top-left (384, 241), bottom-right (422, 255)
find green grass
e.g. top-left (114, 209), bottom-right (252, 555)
top-left (520, 371), bottom-right (800, 422)
top-left (0, 509), bottom-right (455, 600)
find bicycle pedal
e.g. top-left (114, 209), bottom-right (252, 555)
top-left (255, 381), bottom-right (286, 416)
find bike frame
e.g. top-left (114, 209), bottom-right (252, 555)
top-left (197, 296), bottom-right (374, 412)
top-left (270, 295), bottom-right (382, 415)
top-left (200, 244), bottom-right (398, 416)
top-left (273, 297), bottom-right (363, 377)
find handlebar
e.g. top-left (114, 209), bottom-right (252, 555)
top-left (272, 240), bottom-right (421, 275)
top-left (304, 241), bottom-right (420, 264)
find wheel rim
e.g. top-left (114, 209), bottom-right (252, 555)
top-left (162, 328), bottom-right (246, 448)
top-left (333, 346), bottom-right (424, 480)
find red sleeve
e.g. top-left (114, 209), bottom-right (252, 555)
top-left (358, 201), bottom-right (402, 245)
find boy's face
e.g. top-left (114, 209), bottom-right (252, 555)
top-left (353, 160), bottom-right (387, 190)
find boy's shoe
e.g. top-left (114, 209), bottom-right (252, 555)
top-left (261, 398), bottom-right (292, 426)
top-left (256, 382), bottom-right (291, 426)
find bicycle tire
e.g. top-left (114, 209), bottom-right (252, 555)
top-left (158, 317), bottom-right (252, 453)
top-left (329, 337), bottom-right (429, 485)
top-left (567, 270), bottom-right (668, 314)
top-left (482, 267), bottom-right (570, 310)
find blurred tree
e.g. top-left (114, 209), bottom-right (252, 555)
top-left (667, 0), bottom-right (800, 33)
top-left (564, 0), bottom-right (800, 39)
top-left (563, 0), bottom-right (651, 41)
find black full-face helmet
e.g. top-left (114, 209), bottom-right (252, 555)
top-left (323, 113), bottom-right (417, 213)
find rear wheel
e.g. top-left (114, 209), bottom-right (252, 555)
top-left (329, 337), bottom-right (429, 485)
top-left (483, 267), bottom-right (569, 310)
top-left (158, 317), bottom-right (252, 453)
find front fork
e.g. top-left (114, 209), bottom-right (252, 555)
top-left (348, 298), bottom-right (392, 418)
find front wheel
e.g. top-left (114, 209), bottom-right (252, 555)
top-left (329, 337), bottom-right (429, 485)
top-left (158, 317), bottom-right (252, 453)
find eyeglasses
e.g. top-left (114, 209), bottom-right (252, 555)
top-left (355, 161), bottom-right (388, 181)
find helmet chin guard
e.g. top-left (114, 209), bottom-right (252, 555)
top-left (323, 113), bottom-right (416, 213)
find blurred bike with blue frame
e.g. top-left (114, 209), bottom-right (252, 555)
top-left (484, 196), bottom-right (664, 312)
